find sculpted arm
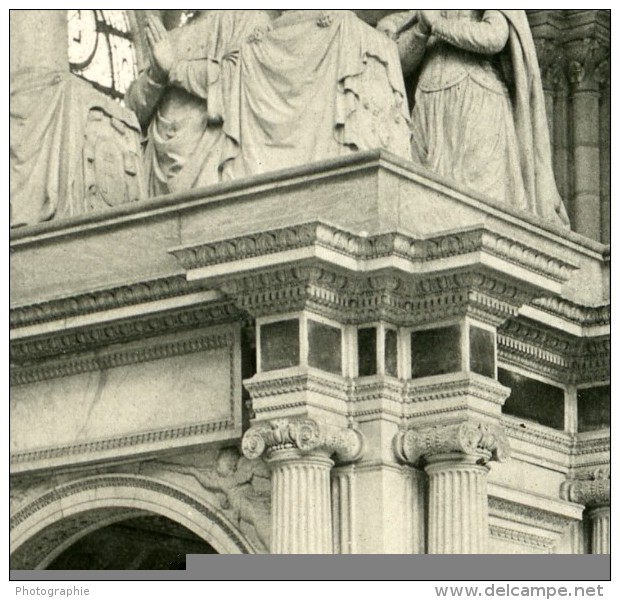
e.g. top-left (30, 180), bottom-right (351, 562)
top-left (426, 10), bottom-right (509, 55)
top-left (167, 59), bottom-right (215, 101)
top-left (378, 11), bottom-right (429, 77)
top-left (124, 69), bottom-right (167, 128)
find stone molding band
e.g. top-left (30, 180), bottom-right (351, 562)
top-left (242, 418), bottom-right (364, 464)
top-left (394, 420), bottom-right (510, 467)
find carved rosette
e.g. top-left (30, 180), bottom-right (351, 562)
top-left (242, 418), bottom-right (364, 464)
top-left (560, 467), bottom-right (610, 508)
top-left (394, 421), bottom-right (510, 467)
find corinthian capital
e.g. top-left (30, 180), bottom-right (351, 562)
top-left (242, 418), bottom-right (364, 463)
top-left (566, 37), bottom-right (610, 92)
top-left (560, 467), bottom-right (610, 508)
top-left (394, 421), bottom-right (510, 466)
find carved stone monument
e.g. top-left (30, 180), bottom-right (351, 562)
top-left (380, 9), bottom-right (570, 227)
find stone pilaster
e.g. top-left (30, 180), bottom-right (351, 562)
top-left (561, 466), bottom-right (610, 554)
top-left (242, 418), bottom-right (364, 553)
top-left (332, 465), bottom-right (356, 554)
top-left (395, 421), bottom-right (509, 554)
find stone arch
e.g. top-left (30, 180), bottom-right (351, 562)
top-left (10, 473), bottom-right (256, 569)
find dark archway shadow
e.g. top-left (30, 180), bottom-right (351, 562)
top-left (46, 514), bottom-right (218, 570)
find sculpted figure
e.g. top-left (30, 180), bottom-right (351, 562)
top-left (163, 448), bottom-right (271, 551)
top-left (379, 10), bottom-right (569, 227)
top-left (125, 10), bottom-right (275, 196)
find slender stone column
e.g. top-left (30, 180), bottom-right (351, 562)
top-left (561, 466), bottom-right (610, 555)
top-left (552, 73), bottom-right (571, 212)
top-left (567, 39), bottom-right (608, 240)
top-left (242, 418), bottom-right (364, 554)
top-left (596, 59), bottom-right (611, 245)
top-left (395, 421), bottom-right (509, 554)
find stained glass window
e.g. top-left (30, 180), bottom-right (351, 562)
top-left (67, 9), bottom-right (137, 101)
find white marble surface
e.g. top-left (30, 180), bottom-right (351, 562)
top-left (11, 346), bottom-right (232, 453)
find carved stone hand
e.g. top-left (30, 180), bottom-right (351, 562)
top-left (146, 15), bottom-right (176, 80)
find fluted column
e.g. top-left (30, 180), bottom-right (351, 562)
top-left (590, 507), bottom-right (610, 555)
top-left (395, 421), bottom-right (509, 554)
top-left (561, 466), bottom-right (610, 554)
top-left (426, 454), bottom-right (490, 553)
top-left (243, 418), bottom-right (364, 554)
top-left (269, 449), bottom-right (334, 553)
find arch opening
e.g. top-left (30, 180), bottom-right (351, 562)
top-left (10, 474), bottom-right (256, 569)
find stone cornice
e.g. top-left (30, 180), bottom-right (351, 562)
top-left (404, 374), bottom-right (510, 408)
top-left (218, 265), bottom-right (543, 326)
top-left (11, 419), bottom-right (235, 469)
top-left (498, 318), bottom-right (610, 384)
top-left (560, 467), bottom-right (610, 508)
top-left (575, 432), bottom-right (610, 458)
top-left (242, 418), bottom-right (364, 464)
top-left (394, 421), bottom-right (510, 467)
top-left (10, 275), bottom-right (197, 329)
top-left (244, 371), bottom-right (350, 403)
top-left (11, 329), bottom-right (234, 386)
top-left (170, 222), bottom-right (576, 285)
top-left (502, 416), bottom-right (572, 454)
top-left (529, 297), bottom-right (610, 328)
top-left (10, 301), bottom-right (241, 365)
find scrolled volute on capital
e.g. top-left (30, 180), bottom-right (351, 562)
top-left (560, 467), bottom-right (610, 508)
top-left (394, 421), bottom-right (510, 466)
top-left (242, 418), bottom-right (364, 463)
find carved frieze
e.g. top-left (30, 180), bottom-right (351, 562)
top-left (10, 301), bottom-right (241, 366)
top-left (490, 524), bottom-right (555, 553)
top-left (242, 418), bottom-right (364, 464)
top-left (489, 496), bottom-right (572, 537)
top-left (10, 275), bottom-right (197, 329)
top-left (394, 421), bottom-right (510, 467)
